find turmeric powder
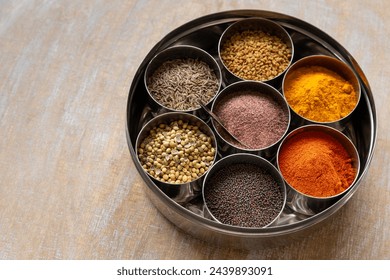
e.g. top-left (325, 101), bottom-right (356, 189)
top-left (284, 65), bottom-right (358, 122)
top-left (278, 130), bottom-right (357, 197)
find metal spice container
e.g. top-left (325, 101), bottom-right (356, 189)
top-left (218, 17), bottom-right (294, 85)
top-left (211, 80), bottom-right (290, 159)
top-left (276, 125), bottom-right (360, 216)
top-left (282, 55), bottom-right (361, 130)
top-left (144, 45), bottom-right (222, 119)
top-left (135, 112), bottom-right (218, 204)
top-left (126, 10), bottom-right (377, 249)
top-left (203, 153), bottom-right (286, 228)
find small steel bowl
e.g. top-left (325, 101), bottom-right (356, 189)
top-left (282, 55), bottom-right (361, 130)
top-left (203, 153), bottom-right (287, 228)
top-left (135, 112), bottom-right (218, 204)
top-left (276, 125), bottom-right (360, 215)
top-left (210, 80), bottom-right (291, 159)
top-left (218, 17), bottom-right (294, 85)
top-left (144, 45), bottom-right (222, 119)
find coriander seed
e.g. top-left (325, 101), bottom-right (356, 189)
top-left (137, 119), bottom-right (215, 184)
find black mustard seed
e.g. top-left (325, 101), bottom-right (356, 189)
top-left (204, 163), bottom-right (284, 228)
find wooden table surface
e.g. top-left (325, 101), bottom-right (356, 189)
top-left (1, 0), bottom-right (389, 260)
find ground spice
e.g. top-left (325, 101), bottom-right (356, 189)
top-left (278, 130), bottom-right (356, 197)
top-left (204, 163), bottom-right (284, 228)
top-left (214, 90), bottom-right (289, 149)
top-left (284, 65), bottom-right (358, 122)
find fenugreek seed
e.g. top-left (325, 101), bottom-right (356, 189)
top-left (221, 30), bottom-right (291, 81)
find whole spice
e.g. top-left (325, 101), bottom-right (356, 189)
top-left (278, 130), bottom-right (357, 197)
top-left (283, 65), bottom-right (358, 122)
top-left (220, 30), bottom-right (291, 81)
top-left (204, 163), bottom-right (284, 228)
top-left (214, 90), bottom-right (289, 149)
top-left (147, 58), bottom-right (219, 111)
top-left (138, 120), bottom-right (215, 184)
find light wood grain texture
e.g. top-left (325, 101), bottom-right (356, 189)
top-left (0, 0), bottom-right (388, 259)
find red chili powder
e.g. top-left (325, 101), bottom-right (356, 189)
top-left (214, 90), bottom-right (289, 149)
top-left (278, 130), bottom-right (357, 197)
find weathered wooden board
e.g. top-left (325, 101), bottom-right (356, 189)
top-left (0, 0), bottom-right (388, 259)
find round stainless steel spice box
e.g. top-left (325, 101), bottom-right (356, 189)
top-left (126, 10), bottom-right (376, 249)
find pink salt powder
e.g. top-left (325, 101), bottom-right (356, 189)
top-left (214, 90), bottom-right (289, 149)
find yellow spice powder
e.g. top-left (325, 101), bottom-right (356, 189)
top-left (284, 66), bottom-right (358, 122)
